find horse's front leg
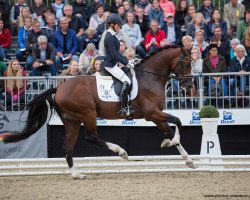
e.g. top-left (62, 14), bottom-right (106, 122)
top-left (146, 110), bottom-right (195, 169)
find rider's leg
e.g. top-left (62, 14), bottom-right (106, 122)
top-left (105, 65), bottom-right (134, 115)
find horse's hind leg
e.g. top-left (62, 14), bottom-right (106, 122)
top-left (83, 113), bottom-right (128, 160)
top-left (62, 118), bottom-right (86, 180)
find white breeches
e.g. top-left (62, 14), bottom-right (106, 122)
top-left (105, 64), bottom-right (131, 85)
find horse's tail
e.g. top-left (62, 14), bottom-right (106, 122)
top-left (3, 88), bottom-right (58, 143)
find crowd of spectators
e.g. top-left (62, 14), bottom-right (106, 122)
top-left (0, 0), bottom-right (250, 108)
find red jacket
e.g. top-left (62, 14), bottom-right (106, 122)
top-left (0, 28), bottom-right (12, 48)
top-left (144, 29), bottom-right (166, 51)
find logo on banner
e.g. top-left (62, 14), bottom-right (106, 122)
top-left (221, 111), bottom-right (235, 124)
top-left (189, 112), bottom-right (201, 124)
top-left (96, 118), bottom-right (107, 125)
top-left (122, 119), bottom-right (136, 125)
top-left (0, 114), bottom-right (9, 130)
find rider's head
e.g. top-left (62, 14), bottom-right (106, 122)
top-left (106, 13), bottom-right (122, 32)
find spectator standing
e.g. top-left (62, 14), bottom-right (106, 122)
top-left (25, 20), bottom-right (44, 70)
top-left (148, 0), bottom-right (164, 28)
top-left (41, 13), bottom-right (59, 43)
top-left (89, 4), bottom-right (105, 30)
top-left (79, 43), bottom-right (99, 74)
top-left (0, 18), bottom-right (11, 62)
top-left (0, 0), bottom-right (11, 28)
top-left (161, 13), bottom-right (183, 47)
top-left (207, 8), bottom-right (228, 40)
top-left (16, 16), bottom-right (32, 62)
top-left (144, 19), bottom-right (166, 54)
top-left (229, 44), bottom-right (250, 97)
top-left (174, 0), bottom-right (188, 32)
top-left (186, 12), bottom-right (208, 41)
top-left (198, 0), bottom-right (214, 24)
top-left (134, 0), bottom-right (152, 16)
top-left (9, 0), bottom-right (27, 35)
top-left (203, 44), bottom-right (228, 97)
top-left (134, 7), bottom-right (149, 38)
top-left (53, 17), bottom-right (79, 70)
top-left (159, 0), bottom-right (175, 22)
top-left (31, 35), bottom-right (57, 76)
top-left (224, 0), bottom-right (245, 38)
top-left (122, 12), bottom-right (147, 58)
top-left (236, 10), bottom-right (250, 43)
top-left (51, 0), bottom-right (64, 23)
top-left (4, 59), bottom-right (26, 110)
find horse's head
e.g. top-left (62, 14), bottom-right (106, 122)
top-left (171, 48), bottom-right (193, 93)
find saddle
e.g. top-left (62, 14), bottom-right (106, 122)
top-left (100, 67), bottom-right (133, 96)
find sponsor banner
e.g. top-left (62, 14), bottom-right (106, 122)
top-left (0, 111), bottom-right (47, 158)
top-left (49, 109), bottom-right (250, 126)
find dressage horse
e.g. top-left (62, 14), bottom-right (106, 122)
top-left (4, 47), bottom-right (194, 179)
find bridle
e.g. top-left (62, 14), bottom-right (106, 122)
top-left (171, 53), bottom-right (192, 82)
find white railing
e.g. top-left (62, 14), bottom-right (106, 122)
top-left (1, 72), bottom-right (250, 111)
top-left (0, 155), bottom-right (249, 176)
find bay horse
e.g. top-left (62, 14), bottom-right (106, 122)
top-left (3, 47), bottom-right (194, 179)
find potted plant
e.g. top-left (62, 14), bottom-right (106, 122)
top-left (199, 105), bottom-right (219, 135)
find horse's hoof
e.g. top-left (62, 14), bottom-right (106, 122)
top-left (78, 174), bottom-right (87, 180)
top-left (186, 160), bottom-right (195, 169)
top-left (161, 139), bottom-right (171, 148)
top-left (119, 151), bottom-right (128, 160)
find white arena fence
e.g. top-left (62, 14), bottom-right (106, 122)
top-left (0, 72), bottom-right (250, 111)
top-left (0, 155), bottom-right (250, 176)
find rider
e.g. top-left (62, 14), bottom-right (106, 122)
top-left (101, 13), bottom-right (134, 116)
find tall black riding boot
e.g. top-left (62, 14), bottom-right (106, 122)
top-left (118, 81), bottom-right (129, 116)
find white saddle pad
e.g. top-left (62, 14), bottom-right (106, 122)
top-left (95, 72), bottom-right (138, 102)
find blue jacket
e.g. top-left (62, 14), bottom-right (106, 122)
top-left (148, 8), bottom-right (164, 28)
top-left (53, 29), bottom-right (78, 55)
top-left (101, 30), bottom-right (128, 68)
top-left (17, 27), bottom-right (32, 49)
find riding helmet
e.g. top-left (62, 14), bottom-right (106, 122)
top-left (106, 13), bottom-right (122, 26)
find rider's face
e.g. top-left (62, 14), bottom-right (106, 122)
top-left (114, 23), bottom-right (121, 32)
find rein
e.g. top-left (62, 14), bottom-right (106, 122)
top-left (133, 54), bottom-right (192, 80)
